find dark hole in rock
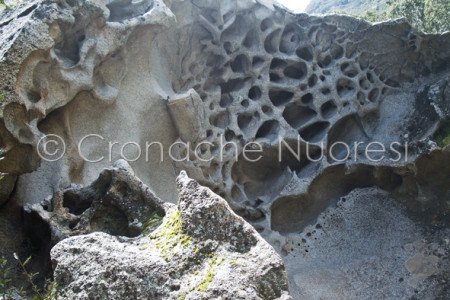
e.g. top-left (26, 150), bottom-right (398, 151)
top-left (321, 87), bottom-right (331, 95)
top-left (243, 29), bottom-right (259, 49)
top-left (220, 78), bottom-right (247, 93)
top-left (262, 105), bottom-right (273, 115)
top-left (231, 145), bottom-right (309, 203)
top-left (336, 78), bottom-right (356, 98)
top-left (89, 205), bottom-right (133, 237)
top-left (308, 74), bottom-right (318, 87)
top-left (260, 18), bottom-right (274, 31)
top-left (256, 120), bottom-right (280, 141)
top-left (54, 26), bottom-right (85, 66)
top-left (223, 41), bottom-right (233, 54)
top-left (270, 58), bottom-right (287, 69)
top-left (299, 121), bottom-right (330, 143)
top-left (341, 62), bottom-right (358, 78)
top-left (27, 90), bottom-right (41, 103)
top-left (225, 129), bottom-right (236, 142)
top-left (269, 89), bottom-right (294, 106)
top-left (330, 44), bottom-right (344, 59)
top-left (230, 54), bottom-right (250, 73)
top-left (301, 93), bottom-right (314, 104)
top-left (283, 103), bottom-right (317, 129)
top-left (238, 113), bottom-right (259, 135)
top-left (252, 56), bottom-right (265, 67)
top-left (296, 46), bottom-right (313, 61)
top-left (321, 101), bottom-right (337, 119)
top-left (63, 190), bottom-right (94, 216)
top-left (264, 29), bottom-right (281, 54)
top-left (357, 91), bottom-right (366, 105)
top-left (280, 24), bottom-right (303, 54)
top-left (269, 72), bottom-right (283, 83)
top-left (220, 94), bottom-right (233, 107)
top-left (283, 62), bottom-right (307, 80)
top-left (317, 54), bottom-right (332, 68)
top-left (210, 111), bottom-right (230, 128)
top-left (359, 77), bottom-right (371, 90)
top-left (368, 88), bottom-right (380, 102)
top-left (248, 86), bottom-right (262, 100)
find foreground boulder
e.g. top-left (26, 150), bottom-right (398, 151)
top-left (50, 170), bottom-right (291, 299)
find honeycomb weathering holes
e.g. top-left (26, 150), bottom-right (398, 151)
top-left (174, 2), bottom-right (387, 230)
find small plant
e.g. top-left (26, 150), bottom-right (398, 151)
top-left (434, 122), bottom-right (450, 147)
top-left (14, 253), bottom-right (57, 300)
top-left (0, 0), bottom-right (16, 10)
top-left (0, 256), bottom-right (25, 299)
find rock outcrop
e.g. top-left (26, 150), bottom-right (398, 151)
top-left (50, 169), bottom-right (291, 300)
top-left (0, 0), bottom-right (449, 298)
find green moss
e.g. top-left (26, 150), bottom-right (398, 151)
top-left (149, 210), bottom-right (191, 261)
top-left (434, 122), bottom-right (450, 147)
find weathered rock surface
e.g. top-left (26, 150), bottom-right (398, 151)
top-left (26, 159), bottom-right (171, 244)
top-left (0, 0), bottom-right (449, 298)
top-left (50, 170), bottom-right (291, 300)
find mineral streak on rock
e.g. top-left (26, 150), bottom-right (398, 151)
top-left (0, 0), bottom-right (449, 298)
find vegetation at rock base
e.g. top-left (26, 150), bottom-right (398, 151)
top-left (357, 0), bottom-right (450, 33)
top-left (435, 122), bottom-right (450, 147)
top-left (0, 255), bottom-right (57, 300)
top-left (0, 257), bottom-right (18, 299)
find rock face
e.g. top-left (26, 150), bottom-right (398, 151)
top-left (305, 0), bottom-right (389, 15)
top-left (50, 170), bottom-right (291, 300)
top-left (0, 0), bottom-right (449, 298)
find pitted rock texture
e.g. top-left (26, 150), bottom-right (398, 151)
top-left (0, 0), bottom-right (449, 299)
top-left (50, 171), bottom-right (291, 300)
top-left (26, 159), bottom-right (171, 245)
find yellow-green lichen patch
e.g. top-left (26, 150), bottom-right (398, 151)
top-left (142, 211), bottom-right (164, 232)
top-left (434, 122), bottom-right (450, 147)
top-left (149, 210), bottom-right (192, 261)
top-left (195, 255), bottom-right (224, 292)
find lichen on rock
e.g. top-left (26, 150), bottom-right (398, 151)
top-left (50, 168), bottom-right (291, 300)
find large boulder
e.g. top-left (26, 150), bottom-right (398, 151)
top-left (50, 171), bottom-right (291, 300)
